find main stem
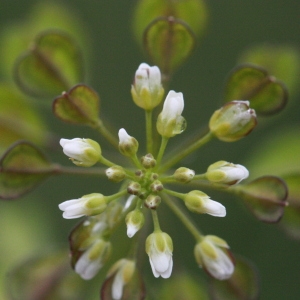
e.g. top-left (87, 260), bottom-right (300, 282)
top-left (159, 131), bottom-right (214, 172)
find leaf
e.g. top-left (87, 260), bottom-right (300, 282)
top-left (6, 251), bottom-right (87, 300)
top-left (53, 84), bottom-right (100, 125)
top-left (209, 256), bottom-right (260, 300)
top-left (0, 141), bottom-right (56, 199)
top-left (224, 64), bottom-right (288, 115)
top-left (280, 173), bottom-right (300, 239)
top-left (133, 0), bottom-right (208, 44)
top-left (144, 16), bottom-right (196, 76)
top-left (237, 176), bottom-right (288, 223)
top-left (100, 268), bottom-right (146, 300)
top-left (14, 30), bottom-right (84, 97)
top-left (238, 44), bottom-right (300, 97)
top-left (0, 84), bottom-right (49, 151)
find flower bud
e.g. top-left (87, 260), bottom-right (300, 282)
top-left (206, 161), bottom-right (249, 185)
top-left (106, 259), bottom-right (136, 300)
top-left (184, 190), bottom-right (226, 217)
top-left (141, 153), bottom-right (156, 169)
top-left (75, 238), bottom-right (111, 280)
top-left (156, 90), bottom-right (186, 138)
top-left (173, 167), bottom-right (195, 183)
top-left (194, 235), bottom-right (234, 280)
top-left (127, 181), bottom-right (142, 195)
top-left (106, 165), bottom-right (126, 182)
top-left (131, 63), bottom-right (164, 110)
top-left (144, 194), bottom-right (161, 209)
top-left (60, 138), bottom-right (101, 167)
top-left (58, 193), bottom-right (107, 219)
top-left (150, 180), bottom-right (164, 192)
top-left (125, 209), bottom-right (145, 238)
top-left (118, 128), bottom-right (139, 157)
top-left (209, 101), bottom-right (257, 142)
top-left (145, 231), bottom-right (173, 278)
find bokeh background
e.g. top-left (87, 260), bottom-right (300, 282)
top-left (0, 0), bottom-right (299, 299)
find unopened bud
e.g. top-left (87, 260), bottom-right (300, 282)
top-left (127, 181), bottom-right (141, 195)
top-left (145, 194), bottom-right (161, 209)
top-left (125, 210), bottom-right (145, 238)
top-left (209, 101), bottom-right (257, 142)
top-left (106, 165), bottom-right (126, 182)
top-left (150, 180), bottom-right (164, 192)
top-left (141, 153), bottom-right (156, 169)
top-left (173, 167), bottom-right (195, 183)
top-left (118, 128), bottom-right (139, 157)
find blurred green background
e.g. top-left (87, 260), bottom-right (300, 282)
top-left (0, 0), bottom-right (299, 299)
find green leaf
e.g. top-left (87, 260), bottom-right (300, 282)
top-left (14, 30), bottom-right (84, 97)
top-left (133, 0), bottom-right (208, 44)
top-left (0, 84), bottom-right (49, 151)
top-left (238, 44), bottom-right (300, 97)
top-left (280, 173), bottom-right (300, 239)
top-left (224, 65), bottom-right (288, 115)
top-left (53, 84), bottom-right (100, 125)
top-left (209, 256), bottom-right (259, 300)
top-left (237, 176), bottom-right (288, 223)
top-left (0, 141), bottom-right (56, 199)
top-left (144, 17), bottom-right (196, 76)
top-left (6, 251), bottom-right (87, 300)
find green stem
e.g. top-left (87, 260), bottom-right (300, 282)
top-left (156, 136), bottom-right (169, 168)
top-left (131, 154), bottom-right (143, 169)
top-left (151, 210), bottom-right (161, 232)
top-left (163, 188), bottom-right (185, 200)
top-left (159, 131), bottom-right (214, 173)
top-left (99, 156), bottom-right (117, 168)
top-left (193, 174), bottom-right (207, 181)
top-left (106, 189), bottom-right (128, 202)
top-left (93, 119), bottom-right (119, 149)
top-left (145, 110), bottom-right (153, 154)
top-left (162, 193), bottom-right (203, 241)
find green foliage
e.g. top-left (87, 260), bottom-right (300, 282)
top-left (224, 65), bottom-right (288, 115)
top-left (237, 176), bottom-right (288, 223)
top-left (53, 84), bottom-right (100, 126)
top-left (14, 30), bottom-right (84, 97)
top-left (0, 141), bottom-right (55, 199)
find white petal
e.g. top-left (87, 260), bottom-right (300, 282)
top-left (127, 223), bottom-right (139, 238)
top-left (150, 252), bottom-right (171, 274)
top-left (160, 256), bottom-right (173, 278)
top-left (112, 271), bottom-right (125, 300)
top-left (75, 251), bottom-right (102, 280)
top-left (118, 128), bottom-right (130, 144)
top-left (58, 199), bottom-right (81, 210)
top-left (149, 257), bottom-right (160, 278)
top-left (204, 199), bottom-right (226, 217)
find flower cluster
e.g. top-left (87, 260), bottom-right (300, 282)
top-left (58, 63), bottom-right (255, 299)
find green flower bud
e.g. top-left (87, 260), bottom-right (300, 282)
top-left (145, 194), bottom-right (161, 209)
top-left (141, 153), bottom-right (156, 169)
top-left (173, 167), bottom-right (195, 183)
top-left (106, 165), bottom-right (126, 182)
top-left (127, 181), bottom-right (142, 195)
top-left (209, 101), bottom-right (257, 142)
top-left (150, 180), bottom-right (164, 192)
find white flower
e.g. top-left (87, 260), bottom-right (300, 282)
top-left (131, 63), bottom-right (164, 110)
top-left (206, 161), bottom-right (249, 185)
top-left (194, 235), bottom-right (234, 280)
top-left (106, 259), bottom-right (135, 300)
top-left (184, 190), bottom-right (226, 217)
top-left (58, 193), bottom-right (107, 219)
top-left (156, 90), bottom-right (185, 137)
top-left (118, 128), bottom-right (139, 157)
top-left (75, 238), bottom-right (111, 280)
top-left (145, 231), bottom-right (173, 278)
top-left (60, 138), bottom-right (101, 167)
